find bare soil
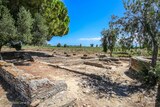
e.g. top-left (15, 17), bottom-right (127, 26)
top-left (0, 51), bottom-right (157, 107)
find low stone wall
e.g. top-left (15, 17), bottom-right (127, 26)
top-left (0, 61), bottom-right (67, 105)
top-left (130, 57), bottom-right (151, 72)
top-left (0, 51), bottom-right (52, 61)
top-left (84, 61), bottom-right (112, 69)
top-left (99, 57), bottom-right (120, 62)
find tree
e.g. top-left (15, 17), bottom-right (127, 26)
top-left (64, 44), bottom-right (67, 47)
top-left (90, 44), bottom-right (94, 47)
top-left (101, 29), bottom-right (117, 56)
top-left (17, 6), bottom-right (34, 44)
top-left (0, 3), bottom-right (17, 51)
top-left (57, 43), bottom-right (61, 47)
top-left (108, 29), bottom-right (118, 57)
top-left (32, 13), bottom-right (48, 46)
top-left (101, 16), bottom-right (118, 56)
top-left (118, 0), bottom-right (160, 67)
top-left (80, 44), bottom-right (82, 47)
top-left (119, 36), bottom-right (134, 52)
top-left (101, 29), bottom-right (108, 52)
top-left (4, 0), bottom-right (70, 40)
top-left (43, 0), bottom-right (70, 40)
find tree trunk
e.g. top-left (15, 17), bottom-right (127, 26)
top-left (110, 49), bottom-right (113, 57)
top-left (151, 40), bottom-right (158, 67)
top-left (110, 52), bottom-right (112, 57)
top-left (0, 45), bottom-right (2, 52)
top-left (0, 45), bottom-right (3, 60)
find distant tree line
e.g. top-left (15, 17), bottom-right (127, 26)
top-left (0, 0), bottom-right (70, 51)
top-left (55, 43), bottom-right (101, 48)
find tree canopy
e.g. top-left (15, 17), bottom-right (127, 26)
top-left (43, 0), bottom-right (70, 40)
top-left (0, 3), bottom-right (17, 51)
top-left (101, 16), bottom-right (118, 56)
top-left (17, 6), bottom-right (34, 44)
top-left (2, 0), bottom-right (70, 40)
top-left (32, 13), bottom-right (48, 46)
top-left (0, 0), bottom-right (70, 50)
top-left (120, 0), bottom-right (160, 67)
top-left (101, 0), bottom-right (160, 66)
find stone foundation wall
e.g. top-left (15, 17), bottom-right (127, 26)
top-left (130, 57), bottom-right (151, 72)
top-left (0, 51), bottom-right (52, 60)
top-left (0, 61), bottom-right (67, 105)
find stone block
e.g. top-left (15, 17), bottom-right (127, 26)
top-left (130, 57), bottom-right (151, 72)
top-left (99, 57), bottom-right (119, 62)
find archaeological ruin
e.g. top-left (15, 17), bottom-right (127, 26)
top-left (0, 51), bottom-right (157, 107)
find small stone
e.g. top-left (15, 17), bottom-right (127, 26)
top-left (83, 89), bottom-right (91, 94)
top-left (83, 54), bottom-right (87, 57)
top-left (30, 99), bottom-right (41, 107)
top-left (66, 54), bottom-right (71, 57)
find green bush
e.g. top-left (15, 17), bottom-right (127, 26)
top-left (57, 43), bottom-right (61, 47)
top-left (64, 44), bottom-right (67, 47)
top-left (136, 65), bottom-right (158, 86)
top-left (142, 62), bottom-right (160, 86)
top-left (90, 44), bottom-right (94, 47)
top-left (154, 62), bottom-right (160, 83)
top-left (80, 44), bottom-right (82, 47)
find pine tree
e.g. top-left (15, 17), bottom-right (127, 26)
top-left (5, 0), bottom-right (70, 40)
top-left (0, 3), bottom-right (17, 51)
top-left (32, 13), bottom-right (48, 46)
top-left (17, 6), bottom-right (33, 44)
top-left (43, 0), bottom-right (70, 40)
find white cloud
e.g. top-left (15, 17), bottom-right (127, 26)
top-left (79, 37), bottom-right (101, 41)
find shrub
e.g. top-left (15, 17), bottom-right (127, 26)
top-left (90, 44), bottom-right (94, 47)
top-left (80, 44), bottom-right (82, 47)
top-left (64, 44), bottom-right (67, 47)
top-left (57, 43), bottom-right (61, 47)
top-left (140, 62), bottom-right (160, 86)
top-left (153, 62), bottom-right (160, 83)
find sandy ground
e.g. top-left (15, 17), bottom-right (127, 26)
top-left (0, 53), bottom-right (157, 107)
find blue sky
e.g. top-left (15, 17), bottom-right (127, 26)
top-left (48, 0), bottom-right (125, 46)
